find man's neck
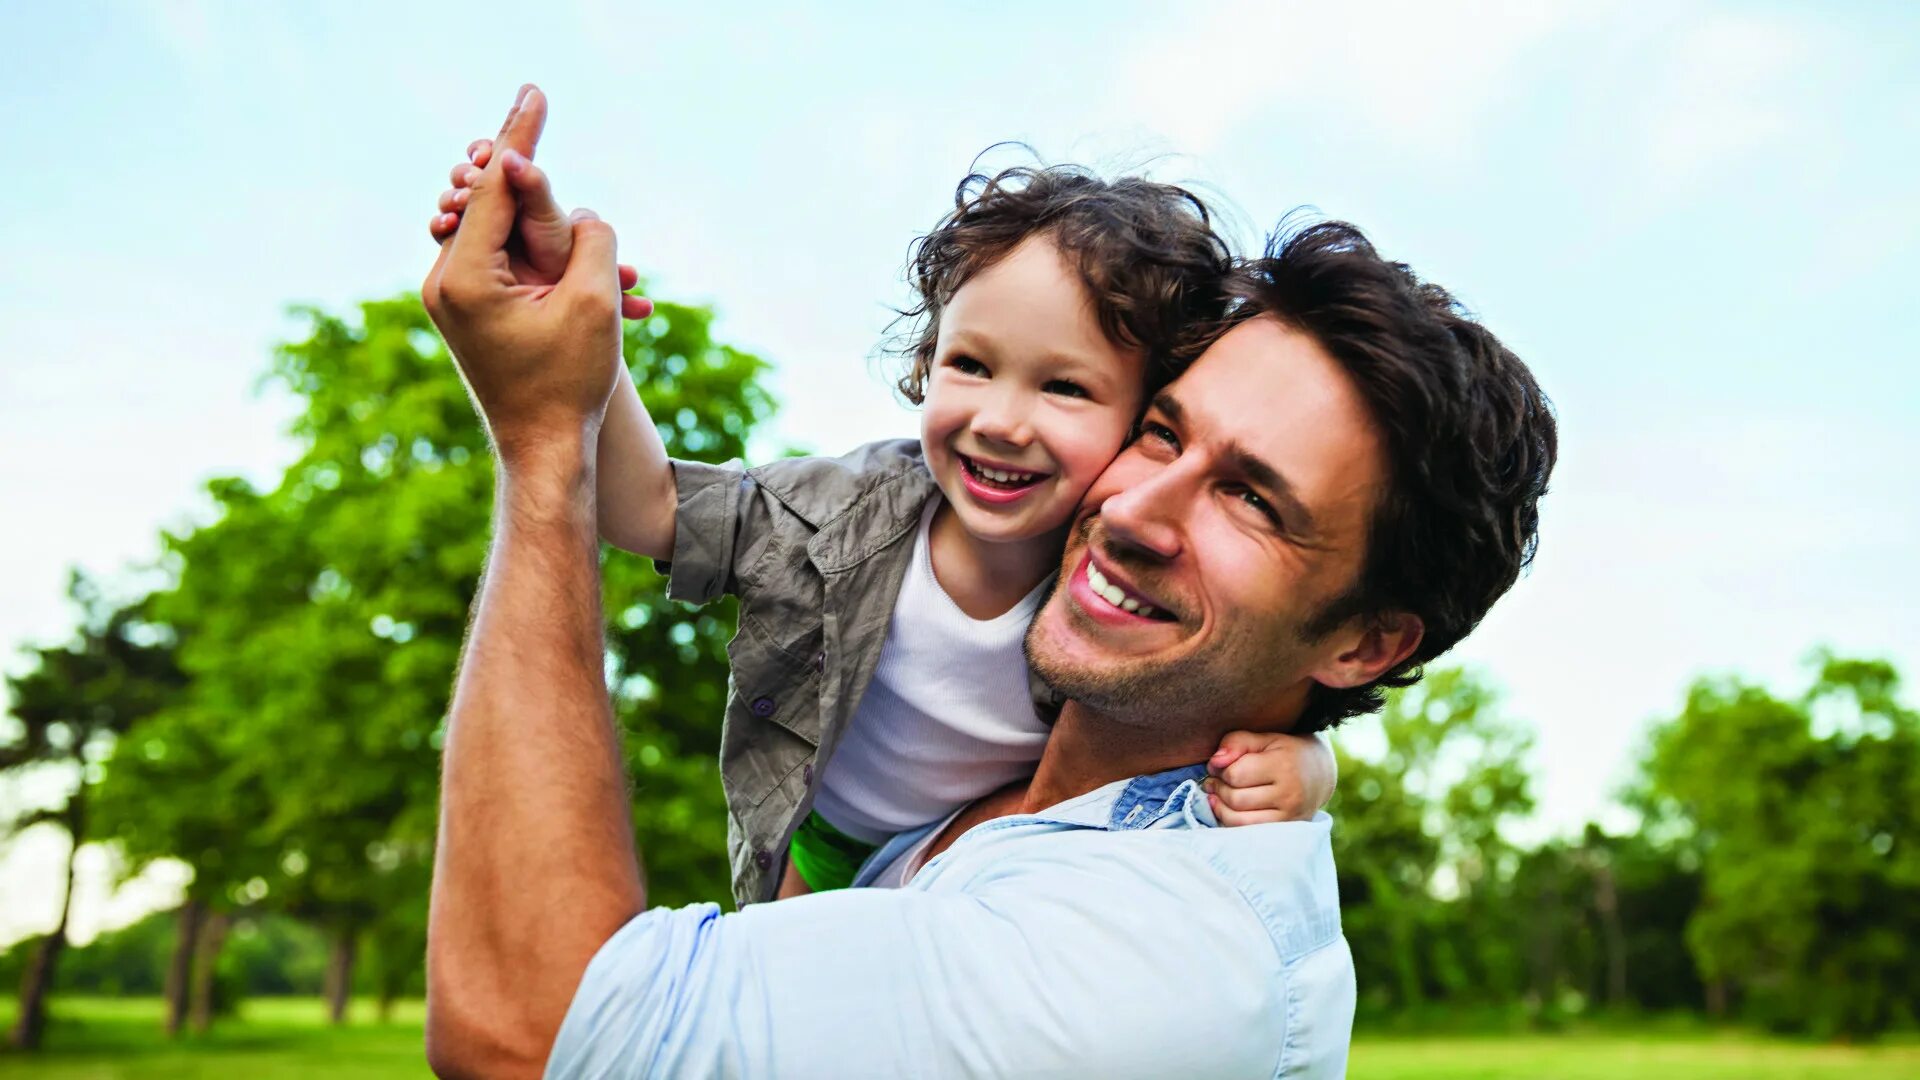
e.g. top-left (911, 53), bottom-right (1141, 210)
top-left (1016, 701), bottom-right (1224, 814)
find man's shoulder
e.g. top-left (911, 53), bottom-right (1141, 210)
top-left (745, 438), bottom-right (929, 528)
top-left (949, 813), bottom-right (1347, 963)
top-left (929, 819), bottom-right (1353, 1076)
top-left (1185, 817), bottom-right (1347, 963)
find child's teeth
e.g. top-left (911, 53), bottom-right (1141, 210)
top-left (980, 465), bottom-right (1034, 484)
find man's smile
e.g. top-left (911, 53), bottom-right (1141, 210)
top-left (1066, 548), bottom-right (1183, 629)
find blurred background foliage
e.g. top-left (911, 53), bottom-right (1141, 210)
top-left (1, 291), bottom-right (1914, 1056)
top-left (2, 290), bottom-right (772, 1050)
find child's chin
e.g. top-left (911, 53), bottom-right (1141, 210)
top-left (957, 503), bottom-right (1069, 544)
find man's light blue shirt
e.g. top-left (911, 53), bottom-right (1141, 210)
top-left (546, 765), bottom-right (1355, 1079)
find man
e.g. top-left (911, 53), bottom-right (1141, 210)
top-left (422, 91), bottom-right (1554, 1079)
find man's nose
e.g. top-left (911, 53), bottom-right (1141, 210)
top-left (1095, 460), bottom-right (1189, 562)
top-left (969, 389), bottom-right (1034, 447)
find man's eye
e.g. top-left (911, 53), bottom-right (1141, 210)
top-left (1233, 488), bottom-right (1283, 529)
top-left (1135, 420), bottom-right (1178, 450)
top-left (1044, 379), bottom-right (1089, 399)
top-left (949, 356), bottom-right (988, 376)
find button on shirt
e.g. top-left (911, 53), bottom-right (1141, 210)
top-left (545, 766), bottom-right (1356, 1079)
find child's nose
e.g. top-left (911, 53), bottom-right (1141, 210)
top-left (969, 397), bottom-right (1034, 447)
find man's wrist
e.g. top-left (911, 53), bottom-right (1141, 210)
top-left (490, 409), bottom-right (599, 475)
top-left (492, 423), bottom-right (600, 523)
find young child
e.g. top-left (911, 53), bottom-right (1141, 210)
top-left (431, 102), bottom-right (1336, 905)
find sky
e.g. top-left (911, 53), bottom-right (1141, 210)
top-left (2, 0), bottom-right (1916, 945)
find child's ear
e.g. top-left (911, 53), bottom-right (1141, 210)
top-left (1309, 611), bottom-right (1423, 690)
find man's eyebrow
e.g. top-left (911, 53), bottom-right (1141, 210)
top-left (1149, 391), bottom-right (1184, 425)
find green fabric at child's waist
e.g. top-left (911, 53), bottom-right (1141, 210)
top-left (788, 810), bottom-right (881, 893)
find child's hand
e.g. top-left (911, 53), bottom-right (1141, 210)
top-left (1201, 730), bottom-right (1338, 826)
top-left (427, 86), bottom-right (651, 321)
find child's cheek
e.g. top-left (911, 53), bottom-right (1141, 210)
top-left (1061, 410), bottom-right (1138, 495)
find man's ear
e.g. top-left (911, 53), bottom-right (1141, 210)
top-left (1310, 611), bottom-right (1424, 690)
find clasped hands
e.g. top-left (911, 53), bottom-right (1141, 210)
top-left (421, 84), bottom-right (645, 465)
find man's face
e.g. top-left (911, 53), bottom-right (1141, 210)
top-left (1025, 316), bottom-right (1390, 731)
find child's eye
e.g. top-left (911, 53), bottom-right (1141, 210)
top-left (1043, 379), bottom-right (1089, 399)
top-left (948, 356), bottom-right (988, 377)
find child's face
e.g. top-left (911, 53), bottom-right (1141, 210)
top-left (920, 235), bottom-right (1148, 546)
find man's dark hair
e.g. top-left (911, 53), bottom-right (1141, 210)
top-left (1229, 220), bottom-right (1558, 733)
top-left (890, 162), bottom-right (1233, 403)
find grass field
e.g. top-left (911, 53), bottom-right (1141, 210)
top-left (3, 997), bottom-right (1917, 1078)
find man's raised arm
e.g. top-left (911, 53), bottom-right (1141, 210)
top-left (419, 86), bottom-right (645, 1080)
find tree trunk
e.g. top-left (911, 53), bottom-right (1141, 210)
top-left (8, 823), bottom-right (81, 1051)
top-left (323, 928), bottom-right (358, 1025)
top-left (164, 898), bottom-right (206, 1038)
top-left (1527, 867), bottom-right (1561, 1014)
top-left (1706, 976), bottom-right (1729, 1018)
top-left (1364, 868), bottom-right (1424, 1007)
top-left (188, 910), bottom-right (231, 1034)
top-left (1592, 863), bottom-right (1628, 1008)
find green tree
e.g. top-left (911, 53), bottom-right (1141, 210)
top-left (90, 290), bottom-right (773, 1030)
top-left (1, 575), bottom-right (182, 1050)
top-left (1508, 826), bottom-right (1704, 1018)
top-left (1329, 668), bottom-right (1536, 1016)
top-left (1637, 653), bottom-right (1920, 1037)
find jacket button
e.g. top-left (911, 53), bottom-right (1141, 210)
top-left (754, 848), bottom-right (773, 870)
top-left (750, 696), bottom-right (776, 718)
top-left (803, 763), bottom-right (814, 785)
top-left (813, 650), bottom-right (825, 673)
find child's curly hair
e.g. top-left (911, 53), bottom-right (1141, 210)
top-left (890, 162), bottom-right (1234, 404)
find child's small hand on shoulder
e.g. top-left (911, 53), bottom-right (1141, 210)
top-left (1201, 730), bottom-right (1338, 826)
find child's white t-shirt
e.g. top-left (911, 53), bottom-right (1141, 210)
top-left (809, 496), bottom-right (1054, 844)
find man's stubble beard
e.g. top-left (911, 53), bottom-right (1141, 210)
top-left (1023, 550), bottom-right (1325, 733)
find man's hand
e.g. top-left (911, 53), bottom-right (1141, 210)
top-left (1202, 730), bottom-right (1339, 825)
top-left (428, 88), bottom-right (651, 321)
top-left (421, 86), bottom-right (625, 459)
top-left (426, 85), bottom-right (679, 563)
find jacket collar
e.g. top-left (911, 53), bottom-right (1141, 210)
top-left (806, 460), bottom-right (937, 575)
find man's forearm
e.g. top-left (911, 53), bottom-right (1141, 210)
top-left (428, 435), bottom-right (645, 1079)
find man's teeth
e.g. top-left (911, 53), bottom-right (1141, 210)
top-left (1086, 562), bottom-right (1156, 619)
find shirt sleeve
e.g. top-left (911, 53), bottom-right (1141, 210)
top-left (543, 842), bottom-right (1328, 1080)
top-left (654, 442), bottom-right (921, 606)
top-left (654, 458), bottom-right (748, 606)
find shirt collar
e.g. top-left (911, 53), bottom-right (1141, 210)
top-left (1024, 763), bottom-right (1214, 832)
top-left (852, 763), bottom-right (1217, 890)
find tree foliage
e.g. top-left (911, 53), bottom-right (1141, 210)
top-left (2, 575), bottom-right (183, 1047)
top-left (1330, 669), bottom-right (1536, 1015)
top-left (1636, 653), bottom-right (1920, 1036)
